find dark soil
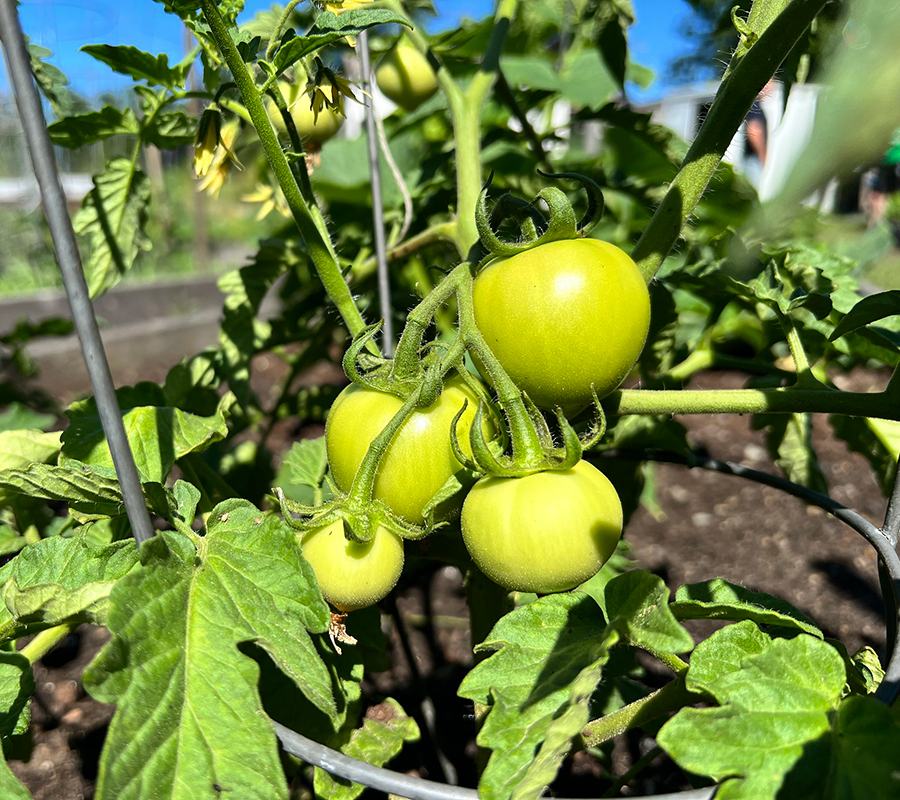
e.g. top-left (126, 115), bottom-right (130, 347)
top-left (8, 367), bottom-right (894, 798)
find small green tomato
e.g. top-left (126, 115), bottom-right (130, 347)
top-left (375, 41), bottom-right (439, 112)
top-left (325, 376), bottom-right (491, 525)
top-left (301, 521), bottom-right (403, 611)
top-left (461, 460), bottom-right (623, 594)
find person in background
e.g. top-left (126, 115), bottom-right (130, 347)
top-left (863, 129), bottom-right (900, 228)
top-left (743, 84), bottom-right (771, 189)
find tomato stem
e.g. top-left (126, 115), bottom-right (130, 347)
top-left (20, 622), bottom-right (78, 665)
top-left (200, 0), bottom-right (374, 351)
top-left (581, 674), bottom-right (698, 748)
top-left (387, 0), bottom-right (519, 257)
top-left (391, 263), bottom-right (469, 382)
top-left (607, 386), bottom-right (900, 421)
top-left (630, 0), bottom-right (829, 282)
top-left (346, 339), bottom-right (467, 513)
top-left (455, 268), bottom-right (546, 465)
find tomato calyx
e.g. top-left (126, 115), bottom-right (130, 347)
top-left (475, 171), bottom-right (605, 262)
top-left (278, 488), bottom-right (430, 543)
top-left (448, 390), bottom-right (608, 479)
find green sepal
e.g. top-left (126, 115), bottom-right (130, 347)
top-left (341, 322), bottom-right (397, 395)
top-left (475, 171), bottom-right (606, 260)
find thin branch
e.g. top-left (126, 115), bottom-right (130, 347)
top-left (373, 104), bottom-right (413, 245)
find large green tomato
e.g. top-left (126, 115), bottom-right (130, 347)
top-left (461, 460), bottom-right (623, 594)
top-left (375, 41), bottom-right (439, 112)
top-left (472, 238), bottom-right (650, 412)
top-left (267, 82), bottom-right (343, 145)
top-left (325, 376), bottom-right (489, 524)
top-left (301, 521), bottom-right (403, 611)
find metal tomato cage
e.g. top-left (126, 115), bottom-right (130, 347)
top-left (1, 3), bottom-right (898, 799)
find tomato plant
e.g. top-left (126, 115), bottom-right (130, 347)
top-left (325, 376), bottom-right (490, 524)
top-left (300, 520), bottom-right (404, 610)
top-left (375, 40), bottom-right (439, 111)
top-left (1, 0), bottom-right (899, 798)
top-left (472, 238), bottom-right (651, 411)
top-left (461, 460), bottom-right (623, 593)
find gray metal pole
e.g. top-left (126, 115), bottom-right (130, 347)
top-left (0, 0), bottom-right (155, 545)
top-left (358, 30), bottom-right (394, 356)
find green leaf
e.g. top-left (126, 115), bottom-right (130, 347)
top-left (0, 430), bottom-right (60, 471)
top-left (84, 505), bottom-right (335, 800)
top-left (308, 8), bottom-right (411, 36)
top-left (80, 44), bottom-right (188, 87)
top-left (0, 404), bottom-right (55, 434)
top-left (659, 630), bottom-right (848, 799)
top-left (594, 0), bottom-right (634, 90)
top-left (603, 570), bottom-right (694, 655)
top-left (271, 11), bottom-right (414, 72)
top-left (27, 39), bottom-right (74, 118)
top-left (47, 106), bottom-right (140, 148)
top-left (0, 462), bottom-right (170, 522)
top-left (281, 437), bottom-right (328, 490)
top-left (60, 385), bottom-right (231, 483)
top-left (0, 536), bottom-right (139, 635)
top-left (558, 49), bottom-right (618, 110)
top-left (0, 758), bottom-right (30, 799)
top-left (598, 415), bottom-right (693, 460)
top-left (0, 429), bottom-right (61, 506)
top-left (73, 158), bottom-right (151, 298)
top-left (170, 480), bottom-right (201, 535)
top-left (672, 579), bottom-right (820, 637)
top-left (778, 695), bottom-right (900, 798)
top-left (142, 110), bottom-right (196, 148)
top-left (314, 699), bottom-right (420, 800)
top-left (500, 56), bottom-right (562, 93)
top-left (0, 651), bottom-right (34, 740)
top-left (830, 290), bottom-right (900, 342)
top-left (458, 593), bottom-right (615, 800)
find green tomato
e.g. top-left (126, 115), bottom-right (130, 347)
top-left (461, 460), bottom-right (623, 594)
top-left (267, 82), bottom-right (344, 145)
top-left (326, 376), bottom-right (489, 524)
top-left (375, 41), bottom-right (439, 112)
top-left (472, 238), bottom-right (650, 412)
top-left (301, 521), bottom-right (403, 611)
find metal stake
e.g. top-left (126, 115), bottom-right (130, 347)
top-left (0, 0), bottom-right (155, 545)
top-left (358, 30), bottom-right (394, 356)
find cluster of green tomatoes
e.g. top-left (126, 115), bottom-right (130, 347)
top-left (297, 228), bottom-right (652, 611)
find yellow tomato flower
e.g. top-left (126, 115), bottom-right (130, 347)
top-left (193, 108), bottom-right (221, 178)
top-left (197, 118), bottom-right (240, 198)
top-left (320, 0), bottom-right (372, 15)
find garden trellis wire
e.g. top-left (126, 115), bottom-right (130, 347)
top-left (0, 1), bottom-right (899, 798)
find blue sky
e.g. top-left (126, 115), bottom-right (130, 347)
top-left (5, 0), bottom-right (697, 101)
